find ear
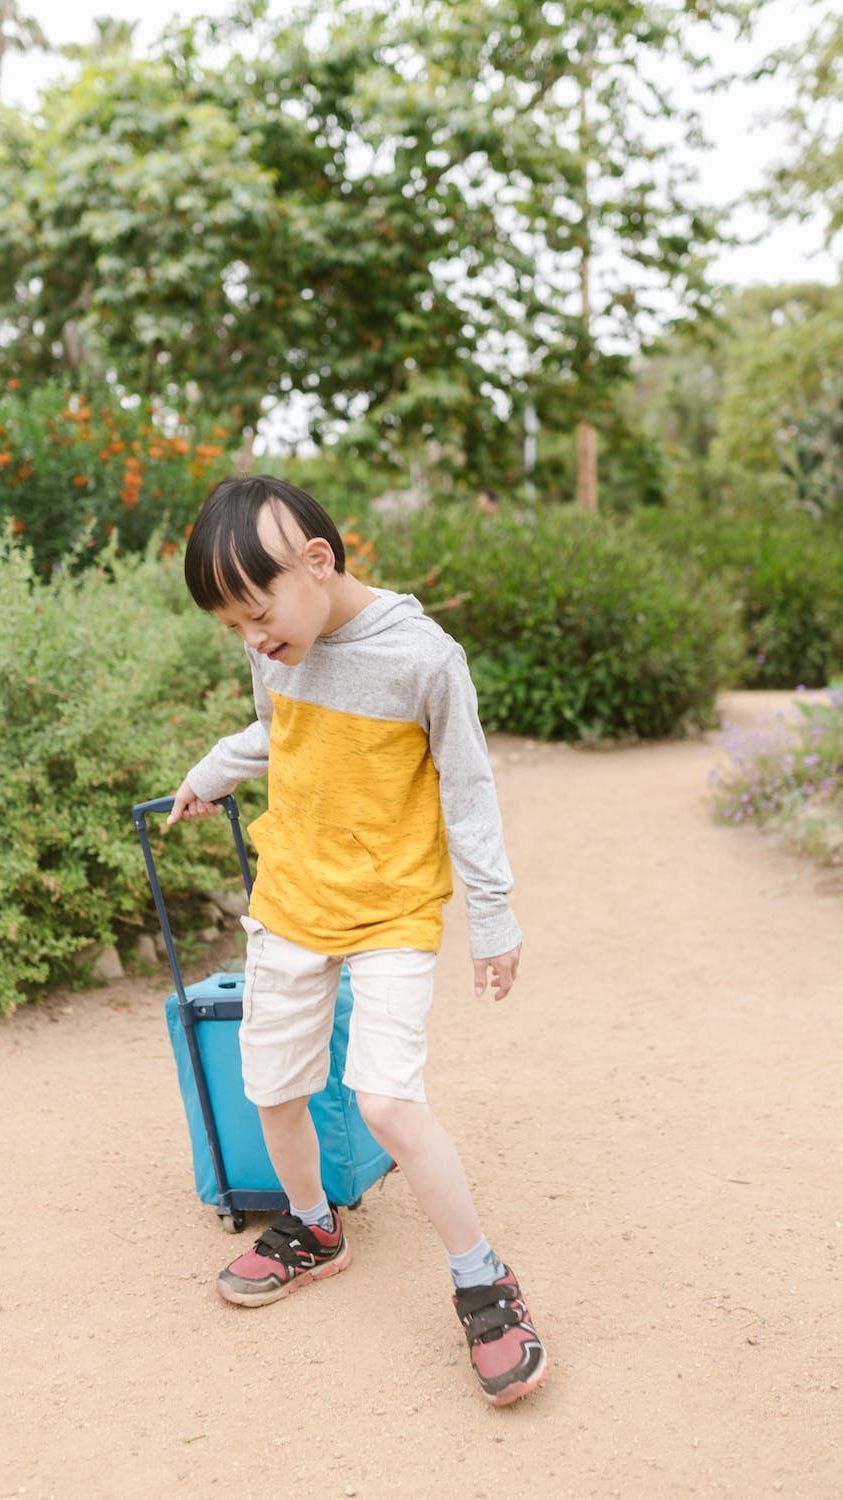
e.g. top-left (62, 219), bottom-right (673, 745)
top-left (302, 536), bottom-right (335, 580)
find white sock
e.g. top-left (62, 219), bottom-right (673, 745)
top-left (289, 1193), bottom-right (333, 1231)
top-left (448, 1235), bottom-right (506, 1289)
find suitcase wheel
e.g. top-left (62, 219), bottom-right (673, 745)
top-left (219, 1210), bottom-right (247, 1234)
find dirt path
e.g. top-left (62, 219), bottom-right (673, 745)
top-left (2, 692), bottom-right (841, 1500)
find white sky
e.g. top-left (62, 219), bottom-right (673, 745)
top-left (6, 0), bottom-right (840, 290)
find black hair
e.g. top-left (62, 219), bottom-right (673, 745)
top-left (184, 473), bottom-right (346, 612)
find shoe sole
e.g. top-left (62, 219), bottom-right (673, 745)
top-left (484, 1347), bottom-right (550, 1407)
top-left (217, 1240), bottom-right (352, 1308)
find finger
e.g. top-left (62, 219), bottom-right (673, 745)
top-left (492, 964), bottom-right (516, 1001)
top-left (473, 961), bottom-right (488, 997)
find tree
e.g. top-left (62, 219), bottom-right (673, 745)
top-left (0, 14), bottom-right (487, 446)
top-left (764, 6), bottom-right (843, 254)
top-left (345, 0), bottom-right (753, 508)
top-left (0, 1), bottom-right (48, 97)
top-left (630, 281), bottom-right (843, 507)
top-left (0, 0), bottom-right (751, 488)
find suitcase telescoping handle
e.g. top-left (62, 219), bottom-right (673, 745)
top-left (130, 794), bottom-right (253, 1006)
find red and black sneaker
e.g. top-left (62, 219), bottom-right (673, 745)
top-left (217, 1207), bottom-right (350, 1307)
top-left (453, 1265), bottom-right (548, 1406)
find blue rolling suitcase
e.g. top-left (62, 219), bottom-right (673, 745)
top-left (131, 794), bottom-right (393, 1232)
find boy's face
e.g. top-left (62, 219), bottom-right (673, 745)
top-left (214, 504), bottom-right (335, 667)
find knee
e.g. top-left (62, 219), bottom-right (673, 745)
top-left (258, 1094), bottom-right (310, 1128)
top-left (356, 1091), bottom-right (418, 1150)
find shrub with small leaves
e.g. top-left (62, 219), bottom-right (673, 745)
top-left (0, 537), bottom-right (262, 1011)
top-left (372, 502), bottom-right (741, 741)
top-left (635, 506), bottom-right (843, 688)
top-left (0, 379), bottom-right (235, 571)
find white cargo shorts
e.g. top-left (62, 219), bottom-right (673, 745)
top-left (238, 916), bottom-right (437, 1107)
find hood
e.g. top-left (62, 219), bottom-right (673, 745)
top-left (320, 588), bottom-right (425, 645)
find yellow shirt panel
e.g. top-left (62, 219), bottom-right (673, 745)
top-left (248, 693), bottom-right (453, 953)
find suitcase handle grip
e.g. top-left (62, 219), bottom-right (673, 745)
top-left (130, 793), bottom-right (253, 1004)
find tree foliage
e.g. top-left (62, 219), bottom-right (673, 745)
top-left (765, 7), bottom-right (843, 252)
top-left (0, 0), bottom-right (753, 481)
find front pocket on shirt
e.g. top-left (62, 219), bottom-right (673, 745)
top-left (249, 808), bottom-right (410, 931)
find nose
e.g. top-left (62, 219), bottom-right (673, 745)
top-left (242, 622), bottom-right (266, 650)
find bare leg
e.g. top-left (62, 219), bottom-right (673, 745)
top-left (258, 1096), bottom-right (323, 1208)
top-left (356, 1094), bottom-right (483, 1254)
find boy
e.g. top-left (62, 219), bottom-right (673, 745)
top-left (168, 473), bottom-right (548, 1406)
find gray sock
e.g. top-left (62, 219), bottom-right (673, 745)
top-left (289, 1193), bottom-right (334, 1232)
top-left (448, 1235), bottom-right (506, 1290)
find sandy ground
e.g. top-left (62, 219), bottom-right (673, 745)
top-left (2, 690), bottom-right (842, 1500)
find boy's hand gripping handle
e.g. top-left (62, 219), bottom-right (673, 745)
top-left (130, 794), bottom-right (253, 1005)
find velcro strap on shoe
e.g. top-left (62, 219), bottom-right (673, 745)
top-left (255, 1212), bottom-right (325, 1266)
top-left (454, 1282), bottom-right (521, 1345)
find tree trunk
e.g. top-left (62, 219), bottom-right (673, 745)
top-left (235, 429), bottom-right (256, 471)
top-left (576, 49), bottom-right (599, 514)
top-left (576, 419), bottom-right (598, 513)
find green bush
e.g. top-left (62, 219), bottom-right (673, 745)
top-left (0, 538), bottom-right (262, 1012)
top-left (634, 506), bottom-right (843, 688)
top-left (0, 379), bottom-right (235, 571)
top-left (372, 503), bottom-right (741, 740)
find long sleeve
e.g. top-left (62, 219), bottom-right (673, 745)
top-left (187, 650), bottom-right (272, 801)
top-left (425, 643), bottom-right (523, 960)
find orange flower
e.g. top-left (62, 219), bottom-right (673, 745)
top-left (109, 440), bottom-right (125, 455)
top-left (6, 378), bottom-right (20, 390)
top-left (151, 486), bottom-right (162, 497)
top-left (343, 531), bottom-right (362, 547)
top-left (17, 465), bottom-right (32, 481)
top-left (160, 540), bottom-right (179, 556)
top-left (131, 439), bottom-right (142, 452)
top-left (148, 446), bottom-right (164, 460)
top-left (212, 426), bottom-right (228, 439)
top-left (72, 474), bottom-right (89, 488)
top-left (183, 523), bottom-right (194, 539)
top-left (99, 449), bottom-right (112, 462)
top-left (0, 452), bottom-right (13, 467)
top-left (120, 487), bottom-right (140, 509)
top-left (72, 408), bottom-right (92, 422)
top-left (170, 438), bottom-right (190, 455)
top-left (11, 516), bottom-right (25, 534)
top-left (195, 443), bottom-right (223, 459)
top-left (124, 456), bottom-right (142, 472)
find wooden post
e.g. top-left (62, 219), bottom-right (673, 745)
top-left (576, 45), bottom-right (598, 513)
top-left (576, 417), bottom-right (598, 513)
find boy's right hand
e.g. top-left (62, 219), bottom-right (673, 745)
top-left (166, 777), bottom-right (222, 825)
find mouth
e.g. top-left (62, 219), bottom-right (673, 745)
top-left (266, 643), bottom-right (289, 660)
